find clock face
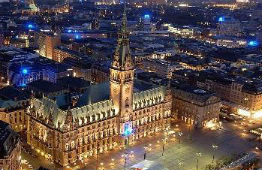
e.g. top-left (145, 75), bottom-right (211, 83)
top-left (125, 87), bottom-right (130, 93)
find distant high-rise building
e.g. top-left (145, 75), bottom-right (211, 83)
top-left (143, 14), bottom-right (151, 32)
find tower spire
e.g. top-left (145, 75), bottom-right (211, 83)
top-left (121, 4), bottom-right (127, 34)
top-left (111, 6), bottom-right (134, 71)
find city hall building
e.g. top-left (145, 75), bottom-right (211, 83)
top-left (26, 11), bottom-right (172, 167)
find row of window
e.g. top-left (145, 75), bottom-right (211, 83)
top-left (134, 96), bottom-right (163, 110)
top-left (74, 110), bottom-right (116, 127)
top-left (64, 128), bottom-right (118, 151)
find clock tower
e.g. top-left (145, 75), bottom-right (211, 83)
top-left (110, 8), bottom-right (134, 146)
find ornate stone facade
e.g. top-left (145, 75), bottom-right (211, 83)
top-left (25, 10), bottom-right (171, 167)
top-left (0, 120), bottom-right (21, 170)
top-left (172, 84), bottom-right (221, 128)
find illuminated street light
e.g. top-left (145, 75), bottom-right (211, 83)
top-left (195, 152), bottom-right (202, 170)
top-left (161, 127), bottom-right (169, 156)
top-left (123, 152), bottom-right (129, 170)
top-left (144, 143), bottom-right (153, 160)
top-left (110, 158), bottom-right (115, 166)
top-left (211, 144), bottom-right (218, 162)
top-left (178, 132), bottom-right (183, 144)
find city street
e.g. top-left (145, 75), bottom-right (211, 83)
top-left (21, 117), bottom-right (261, 170)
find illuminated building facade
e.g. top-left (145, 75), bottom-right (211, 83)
top-left (197, 75), bottom-right (262, 118)
top-left (0, 120), bottom-right (21, 170)
top-left (143, 14), bottom-right (153, 32)
top-left (172, 83), bottom-right (221, 128)
top-left (7, 57), bottom-right (71, 87)
top-left (236, 0), bottom-right (249, 3)
top-left (62, 57), bottom-right (93, 82)
top-left (26, 11), bottom-right (171, 167)
top-left (142, 59), bottom-right (175, 79)
top-left (91, 62), bottom-right (110, 83)
top-left (53, 46), bottom-right (87, 63)
top-left (0, 86), bottom-right (29, 132)
top-left (38, 32), bottom-right (61, 60)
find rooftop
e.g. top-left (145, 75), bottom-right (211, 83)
top-left (27, 80), bottom-right (64, 94)
top-left (51, 79), bottom-right (159, 110)
top-left (0, 120), bottom-right (19, 159)
top-left (0, 86), bottom-right (30, 101)
top-left (171, 80), bottom-right (218, 104)
top-left (57, 77), bottom-right (91, 91)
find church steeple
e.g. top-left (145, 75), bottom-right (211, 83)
top-left (112, 7), bottom-right (134, 71)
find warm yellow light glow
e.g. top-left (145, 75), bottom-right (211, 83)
top-left (205, 120), bottom-right (220, 130)
top-left (237, 109), bottom-right (251, 117)
top-left (178, 3), bottom-right (189, 7)
top-left (253, 110), bottom-right (262, 119)
top-left (206, 121), bottom-right (216, 129)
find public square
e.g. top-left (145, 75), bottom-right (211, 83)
top-left (21, 118), bottom-right (262, 170)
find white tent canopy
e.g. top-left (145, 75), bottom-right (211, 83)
top-left (129, 160), bottom-right (169, 170)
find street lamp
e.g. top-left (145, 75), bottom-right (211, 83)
top-left (123, 152), bottom-right (129, 170)
top-left (178, 132), bottom-right (183, 144)
top-left (162, 137), bottom-right (167, 156)
top-left (144, 143), bottom-right (152, 160)
top-left (144, 146), bottom-right (147, 160)
top-left (100, 162), bottom-right (104, 170)
top-left (195, 152), bottom-right (202, 170)
top-left (110, 158), bottom-right (115, 166)
top-left (162, 127), bottom-right (169, 156)
top-left (212, 144), bottom-right (218, 162)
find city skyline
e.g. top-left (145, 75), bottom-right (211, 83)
top-left (0, 0), bottom-right (261, 170)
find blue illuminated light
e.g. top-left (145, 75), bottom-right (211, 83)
top-left (21, 83), bottom-right (26, 87)
top-left (218, 17), bottom-right (225, 22)
top-left (248, 40), bottom-right (259, 47)
top-left (27, 24), bottom-right (34, 29)
top-left (122, 122), bottom-right (133, 137)
top-left (75, 34), bottom-right (80, 39)
top-left (144, 14), bottom-right (150, 19)
top-left (22, 68), bottom-right (28, 74)
top-left (67, 29), bottom-right (72, 33)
